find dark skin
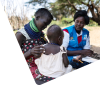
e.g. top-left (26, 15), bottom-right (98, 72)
top-left (45, 25), bottom-right (69, 67)
top-left (15, 15), bottom-right (52, 59)
top-left (67, 16), bottom-right (93, 62)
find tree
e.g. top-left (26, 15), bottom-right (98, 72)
top-left (27, 0), bottom-right (100, 25)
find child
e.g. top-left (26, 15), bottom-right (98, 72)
top-left (15, 8), bottom-right (53, 81)
top-left (35, 25), bottom-right (72, 81)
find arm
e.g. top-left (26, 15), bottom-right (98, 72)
top-left (62, 47), bottom-right (69, 67)
top-left (62, 53), bottom-right (69, 67)
top-left (15, 32), bottom-right (45, 59)
top-left (67, 36), bottom-right (93, 56)
top-left (62, 31), bottom-right (69, 48)
top-left (62, 31), bottom-right (93, 57)
top-left (15, 32), bottom-right (31, 59)
top-left (67, 50), bottom-right (82, 56)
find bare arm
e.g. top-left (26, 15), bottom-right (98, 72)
top-left (15, 32), bottom-right (31, 59)
top-left (67, 49), bottom-right (93, 57)
top-left (62, 53), bottom-right (69, 67)
top-left (15, 32), bottom-right (45, 59)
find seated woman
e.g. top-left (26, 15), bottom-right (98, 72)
top-left (62, 10), bottom-right (93, 69)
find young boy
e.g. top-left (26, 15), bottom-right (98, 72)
top-left (15, 8), bottom-right (53, 83)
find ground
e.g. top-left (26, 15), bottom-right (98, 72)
top-left (86, 26), bottom-right (100, 54)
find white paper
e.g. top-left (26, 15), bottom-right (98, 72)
top-left (73, 56), bottom-right (98, 63)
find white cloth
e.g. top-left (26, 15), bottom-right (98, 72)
top-left (17, 28), bottom-right (30, 39)
top-left (35, 46), bottom-right (72, 78)
top-left (62, 31), bottom-right (90, 49)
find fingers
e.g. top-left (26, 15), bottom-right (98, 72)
top-left (76, 55), bottom-right (82, 60)
top-left (72, 59), bottom-right (80, 63)
top-left (31, 44), bottom-right (45, 58)
top-left (34, 53), bottom-right (41, 58)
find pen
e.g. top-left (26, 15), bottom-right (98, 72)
top-left (78, 60), bottom-right (83, 63)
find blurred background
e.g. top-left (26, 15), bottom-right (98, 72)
top-left (0, 0), bottom-right (100, 54)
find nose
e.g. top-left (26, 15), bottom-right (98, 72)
top-left (77, 22), bottom-right (81, 26)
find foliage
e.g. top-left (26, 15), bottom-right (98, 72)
top-left (88, 20), bottom-right (98, 26)
top-left (26, 0), bottom-right (100, 25)
top-left (48, 18), bottom-right (74, 27)
top-left (8, 15), bottom-right (29, 30)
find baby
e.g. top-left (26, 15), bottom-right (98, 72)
top-left (35, 25), bottom-right (72, 81)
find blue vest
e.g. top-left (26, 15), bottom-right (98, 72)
top-left (63, 25), bottom-right (89, 61)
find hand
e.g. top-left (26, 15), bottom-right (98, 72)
top-left (30, 44), bottom-right (45, 58)
top-left (73, 55), bottom-right (82, 63)
top-left (81, 49), bottom-right (93, 57)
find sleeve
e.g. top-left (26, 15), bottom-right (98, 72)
top-left (83, 36), bottom-right (91, 49)
top-left (62, 31), bottom-right (69, 48)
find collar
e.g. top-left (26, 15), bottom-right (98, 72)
top-left (76, 30), bottom-right (82, 37)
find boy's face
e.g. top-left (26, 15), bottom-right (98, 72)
top-left (36, 16), bottom-right (52, 31)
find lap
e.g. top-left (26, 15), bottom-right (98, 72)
top-left (69, 60), bottom-right (90, 69)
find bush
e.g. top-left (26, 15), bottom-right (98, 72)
top-left (88, 20), bottom-right (98, 26)
top-left (48, 18), bottom-right (74, 27)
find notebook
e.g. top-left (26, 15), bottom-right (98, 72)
top-left (73, 56), bottom-right (98, 63)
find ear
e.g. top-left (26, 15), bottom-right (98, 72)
top-left (58, 36), bottom-right (61, 42)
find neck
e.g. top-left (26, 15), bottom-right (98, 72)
top-left (34, 19), bottom-right (39, 30)
top-left (30, 18), bottom-right (39, 32)
top-left (49, 41), bottom-right (59, 46)
top-left (76, 30), bottom-right (81, 34)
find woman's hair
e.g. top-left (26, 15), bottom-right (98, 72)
top-left (74, 10), bottom-right (89, 25)
top-left (34, 8), bottom-right (53, 20)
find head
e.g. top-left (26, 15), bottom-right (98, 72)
top-left (74, 10), bottom-right (89, 33)
top-left (34, 8), bottom-right (53, 31)
top-left (47, 25), bottom-right (64, 46)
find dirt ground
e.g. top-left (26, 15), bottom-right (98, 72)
top-left (86, 26), bottom-right (100, 54)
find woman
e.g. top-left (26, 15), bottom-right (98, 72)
top-left (16, 8), bottom-right (53, 84)
top-left (62, 10), bottom-right (93, 69)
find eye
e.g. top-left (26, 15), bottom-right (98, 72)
top-left (75, 20), bottom-right (79, 23)
top-left (80, 22), bottom-right (85, 24)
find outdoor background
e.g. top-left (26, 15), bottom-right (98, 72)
top-left (1, 0), bottom-right (100, 54)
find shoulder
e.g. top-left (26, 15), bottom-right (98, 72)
top-left (63, 25), bottom-right (74, 34)
top-left (82, 28), bottom-right (89, 33)
top-left (83, 28), bottom-right (89, 31)
top-left (17, 28), bottom-right (30, 39)
top-left (15, 32), bottom-right (26, 41)
top-left (44, 44), bottom-right (60, 55)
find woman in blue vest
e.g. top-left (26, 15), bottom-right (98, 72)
top-left (62, 10), bottom-right (93, 69)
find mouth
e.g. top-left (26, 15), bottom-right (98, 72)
top-left (76, 26), bottom-right (81, 30)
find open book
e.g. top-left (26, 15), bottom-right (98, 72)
top-left (73, 56), bottom-right (98, 63)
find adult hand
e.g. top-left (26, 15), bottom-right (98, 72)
top-left (81, 49), bottom-right (93, 57)
top-left (30, 44), bottom-right (45, 58)
top-left (73, 55), bottom-right (82, 63)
